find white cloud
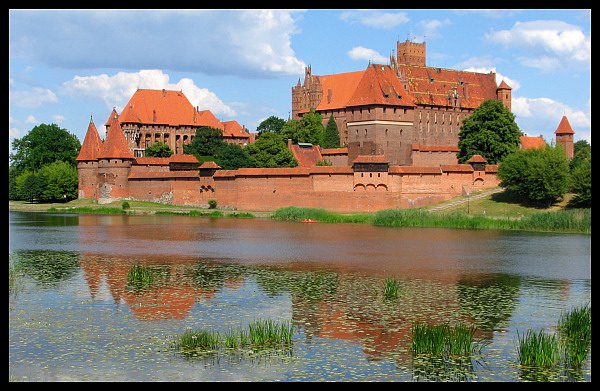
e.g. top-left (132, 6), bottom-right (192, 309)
top-left (339, 10), bottom-right (409, 29)
top-left (25, 115), bottom-right (38, 124)
top-left (53, 114), bottom-right (65, 123)
top-left (9, 10), bottom-right (306, 78)
top-left (461, 65), bottom-right (521, 92)
top-left (418, 18), bottom-right (451, 39)
top-left (486, 20), bottom-right (591, 71)
top-left (9, 87), bottom-right (58, 108)
top-left (61, 69), bottom-right (236, 117)
top-left (348, 46), bottom-right (388, 63)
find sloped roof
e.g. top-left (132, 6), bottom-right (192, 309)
top-left (412, 144), bottom-right (460, 152)
top-left (498, 80), bottom-right (512, 89)
top-left (398, 64), bottom-right (499, 108)
top-left (135, 157), bottom-right (170, 165)
top-left (520, 135), bottom-right (547, 150)
top-left (554, 115), bottom-right (575, 135)
top-left (214, 168), bottom-right (312, 178)
top-left (76, 119), bottom-right (103, 161)
top-left (119, 89), bottom-right (199, 127)
top-left (320, 147), bottom-right (348, 155)
top-left (169, 154), bottom-right (199, 164)
top-left (98, 110), bottom-right (134, 159)
top-left (441, 164), bottom-right (474, 172)
top-left (388, 166), bottom-right (442, 174)
top-left (199, 161), bottom-right (221, 169)
top-left (345, 64), bottom-right (415, 107)
top-left (314, 70), bottom-right (365, 111)
top-left (196, 110), bottom-right (224, 130)
top-left (222, 120), bottom-right (249, 138)
top-left (290, 143), bottom-right (324, 167)
top-left (128, 170), bottom-right (200, 179)
top-left (467, 154), bottom-right (487, 163)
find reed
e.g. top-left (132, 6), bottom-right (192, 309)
top-left (516, 329), bottom-right (560, 368)
top-left (271, 206), bottom-right (371, 224)
top-left (557, 303), bottom-right (592, 368)
top-left (9, 262), bottom-right (17, 291)
top-left (411, 322), bottom-right (477, 357)
top-left (177, 329), bottom-right (221, 355)
top-left (126, 264), bottom-right (155, 291)
top-left (247, 318), bottom-right (294, 348)
top-left (383, 277), bottom-right (400, 301)
top-left (47, 206), bottom-right (125, 214)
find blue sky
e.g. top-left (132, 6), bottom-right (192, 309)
top-left (9, 9), bottom-right (591, 156)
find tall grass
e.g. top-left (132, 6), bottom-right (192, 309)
top-left (47, 206), bottom-right (125, 214)
top-left (177, 329), bottom-right (221, 356)
top-left (557, 303), bottom-right (592, 368)
top-left (9, 262), bottom-right (17, 291)
top-left (247, 319), bottom-right (294, 347)
top-left (272, 206), bottom-right (371, 224)
top-left (411, 323), bottom-right (477, 357)
top-left (126, 264), bottom-right (155, 291)
top-left (383, 277), bottom-right (400, 301)
top-left (516, 329), bottom-right (560, 368)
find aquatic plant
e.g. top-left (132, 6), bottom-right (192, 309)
top-left (557, 303), bottom-right (592, 368)
top-left (516, 329), bottom-right (560, 368)
top-left (247, 318), bottom-right (294, 348)
top-left (271, 206), bottom-right (371, 224)
top-left (411, 322), bottom-right (478, 357)
top-left (126, 264), bottom-right (155, 291)
top-left (383, 277), bottom-right (400, 301)
top-left (177, 329), bottom-right (221, 356)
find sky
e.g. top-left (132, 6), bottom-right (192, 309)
top-left (9, 9), bottom-right (591, 157)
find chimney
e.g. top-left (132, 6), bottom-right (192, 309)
top-left (162, 89), bottom-right (166, 97)
top-left (153, 109), bottom-right (156, 122)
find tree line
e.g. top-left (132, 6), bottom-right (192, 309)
top-left (9, 102), bottom-right (591, 208)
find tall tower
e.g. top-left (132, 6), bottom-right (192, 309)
top-left (396, 39), bottom-right (426, 66)
top-left (496, 80), bottom-right (512, 112)
top-left (554, 115), bottom-right (575, 159)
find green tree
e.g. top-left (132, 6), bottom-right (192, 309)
top-left (279, 109), bottom-right (324, 146)
top-left (497, 145), bottom-right (570, 206)
top-left (215, 143), bottom-right (253, 170)
top-left (38, 161), bottom-right (79, 202)
top-left (10, 123), bottom-right (81, 172)
top-left (322, 114), bottom-right (341, 148)
top-left (256, 115), bottom-right (286, 135)
top-left (245, 132), bottom-right (298, 168)
top-left (183, 126), bottom-right (227, 157)
top-left (9, 166), bottom-right (20, 200)
top-left (457, 100), bottom-right (522, 164)
top-left (570, 156), bottom-right (591, 207)
top-left (19, 172), bottom-right (46, 203)
top-left (570, 139), bottom-right (591, 172)
top-left (145, 141), bottom-right (173, 157)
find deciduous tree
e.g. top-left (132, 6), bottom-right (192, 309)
top-left (145, 141), bottom-right (173, 157)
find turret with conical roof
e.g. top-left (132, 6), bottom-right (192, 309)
top-left (496, 80), bottom-right (512, 112)
top-left (76, 117), bottom-right (103, 199)
top-left (554, 115), bottom-right (575, 159)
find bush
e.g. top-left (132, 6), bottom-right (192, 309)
top-left (208, 199), bottom-right (217, 209)
top-left (122, 201), bottom-right (130, 210)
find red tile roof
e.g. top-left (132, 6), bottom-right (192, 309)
top-left (497, 80), bottom-right (512, 89)
top-left (222, 120), bottom-right (250, 138)
top-left (412, 144), bottom-right (460, 152)
top-left (196, 110), bottom-right (224, 130)
top-left (485, 165), bottom-right (498, 173)
top-left (76, 119), bottom-right (103, 161)
top-left (554, 115), bottom-right (575, 135)
top-left (520, 135), bottom-right (547, 149)
top-left (467, 154), bottom-right (487, 163)
top-left (169, 154), bottom-right (199, 164)
top-left (388, 166), bottom-right (442, 174)
top-left (98, 110), bottom-right (134, 159)
top-left (290, 143), bottom-right (324, 167)
top-left (214, 168), bottom-right (312, 177)
top-left (441, 164), bottom-right (474, 172)
top-left (135, 157), bottom-right (170, 165)
top-left (345, 64), bottom-right (415, 107)
top-left (314, 70), bottom-right (365, 111)
top-left (199, 161), bottom-right (221, 169)
top-left (119, 89), bottom-right (199, 127)
top-left (352, 155), bottom-right (388, 164)
top-left (320, 147), bottom-right (348, 155)
top-left (309, 166), bottom-right (354, 174)
top-left (399, 64), bottom-right (499, 108)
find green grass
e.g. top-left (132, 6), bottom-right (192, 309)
top-left (9, 261), bottom-right (18, 291)
top-left (47, 206), bottom-right (125, 214)
top-left (271, 206), bottom-right (372, 224)
top-left (557, 303), bottom-right (592, 368)
top-left (126, 264), bottom-right (155, 291)
top-left (516, 329), bottom-right (561, 368)
top-left (177, 329), bottom-right (221, 356)
top-left (383, 277), bottom-right (400, 301)
top-left (247, 318), bottom-right (294, 348)
top-left (411, 322), bottom-right (478, 357)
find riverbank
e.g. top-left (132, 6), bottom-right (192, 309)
top-left (9, 190), bottom-right (591, 235)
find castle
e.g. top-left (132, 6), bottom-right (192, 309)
top-left (292, 39), bottom-right (513, 166)
top-left (76, 38), bottom-right (575, 213)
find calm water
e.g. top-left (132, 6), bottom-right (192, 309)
top-left (9, 211), bottom-right (591, 382)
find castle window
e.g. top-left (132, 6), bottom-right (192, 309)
top-left (383, 107), bottom-right (386, 113)
top-left (370, 173), bottom-right (372, 177)
top-left (394, 108), bottom-right (397, 114)
top-left (361, 173), bottom-right (364, 177)
top-left (378, 173), bottom-right (381, 177)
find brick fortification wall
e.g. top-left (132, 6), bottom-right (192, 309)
top-left (99, 165), bottom-right (499, 213)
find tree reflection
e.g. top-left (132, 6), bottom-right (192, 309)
top-left (11, 249), bottom-right (80, 286)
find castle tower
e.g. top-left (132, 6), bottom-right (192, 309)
top-left (496, 80), bottom-right (512, 112)
top-left (76, 117), bottom-right (103, 199)
top-left (396, 39), bottom-right (426, 66)
top-left (554, 115), bottom-right (575, 159)
top-left (97, 109), bottom-right (135, 203)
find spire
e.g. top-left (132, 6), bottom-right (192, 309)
top-left (554, 115), bottom-right (575, 135)
top-left (76, 118), bottom-right (103, 161)
top-left (98, 110), bottom-right (134, 159)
